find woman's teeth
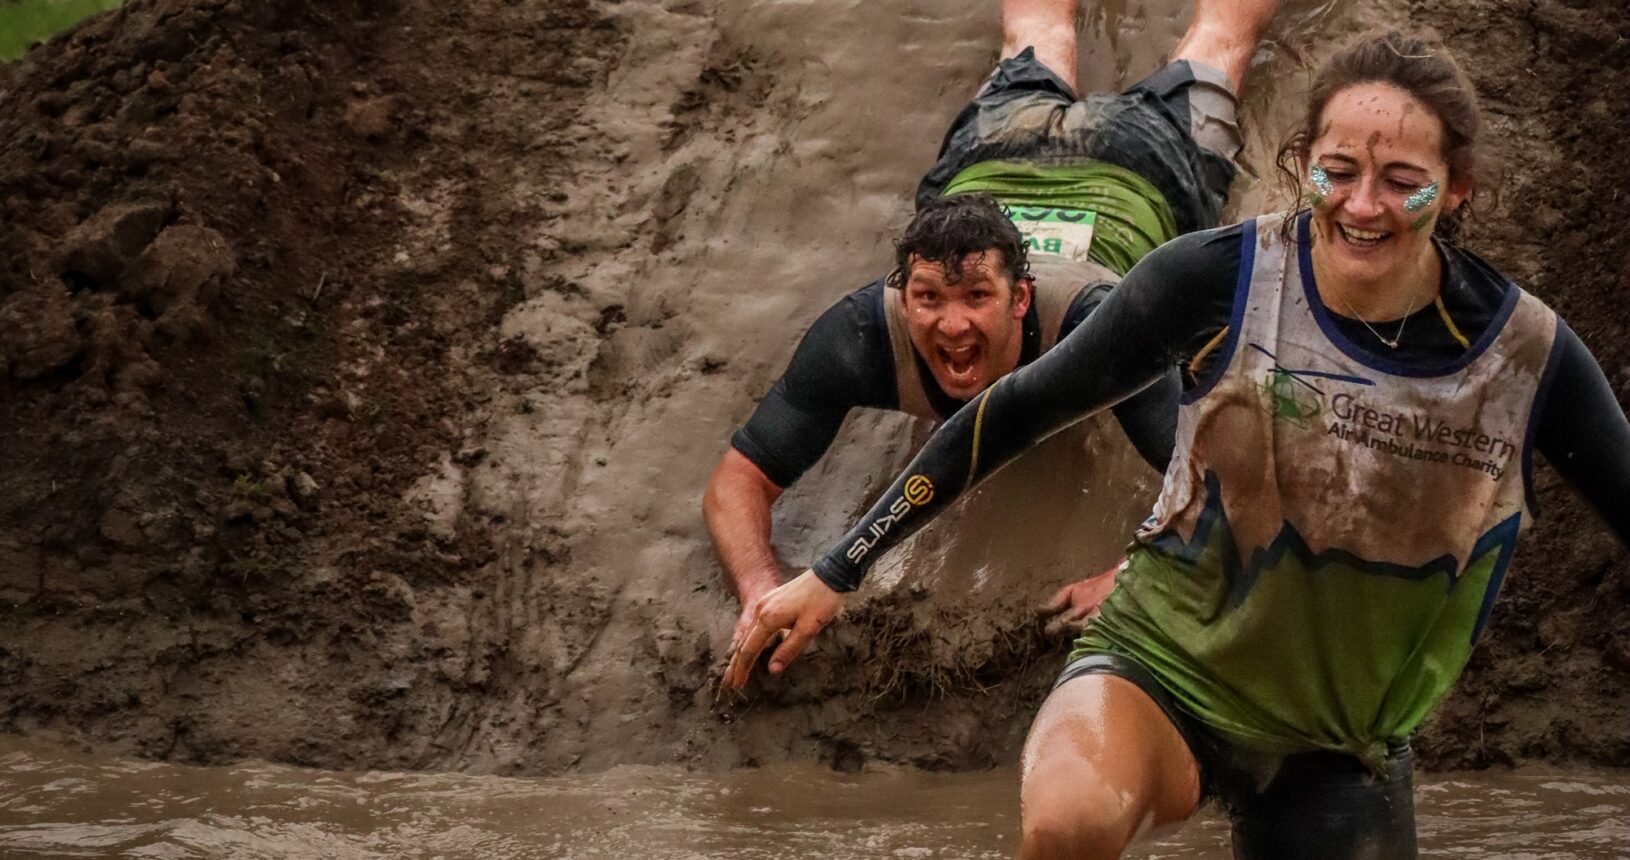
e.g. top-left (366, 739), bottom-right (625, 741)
top-left (1338, 223), bottom-right (1390, 246)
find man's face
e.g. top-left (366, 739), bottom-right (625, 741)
top-left (900, 250), bottom-right (1031, 401)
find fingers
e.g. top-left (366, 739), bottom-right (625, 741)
top-left (767, 623), bottom-right (817, 675)
top-left (730, 609), bottom-right (755, 654)
top-left (1041, 583), bottom-right (1074, 615)
top-left (725, 614), bottom-right (778, 690)
top-left (1063, 598), bottom-right (1098, 623)
top-left (722, 571), bottom-right (843, 690)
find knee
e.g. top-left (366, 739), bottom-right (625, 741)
top-left (1018, 784), bottom-right (1139, 860)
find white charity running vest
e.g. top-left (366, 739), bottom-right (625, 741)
top-left (1110, 212), bottom-right (1558, 755)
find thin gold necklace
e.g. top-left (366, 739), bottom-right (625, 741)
top-left (1313, 225), bottom-right (1434, 349)
top-left (1333, 291), bottom-right (1414, 349)
top-left (1318, 248), bottom-right (1431, 350)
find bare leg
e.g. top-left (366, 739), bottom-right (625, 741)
top-left (1018, 675), bottom-right (1201, 860)
top-left (1002, 0), bottom-right (1080, 91)
top-left (1170, 0), bottom-right (1281, 96)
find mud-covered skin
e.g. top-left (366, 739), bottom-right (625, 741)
top-left (1056, 654), bottom-right (1420, 860)
top-left (730, 279), bottom-right (1179, 488)
top-left (813, 223), bottom-right (1630, 591)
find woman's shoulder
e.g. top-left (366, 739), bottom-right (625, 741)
top-left (1439, 241), bottom-right (1522, 315)
top-left (1438, 241), bottom-right (1569, 357)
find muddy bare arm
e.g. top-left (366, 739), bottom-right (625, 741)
top-left (709, 285), bottom-right (895, 640)
top-left (703, 449), bottom-right (790, 645)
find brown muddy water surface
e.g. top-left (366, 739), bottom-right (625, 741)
top-left (0, 737), bottom-right (1625, 859)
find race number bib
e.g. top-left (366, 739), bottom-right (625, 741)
top-left (1003, 205), bottom-right (1097, 263)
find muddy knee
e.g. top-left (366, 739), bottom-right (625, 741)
top-left (1017, 671), bottom-right (1203, 859)
top-left (1019, 777), bottom-right (1142, 860)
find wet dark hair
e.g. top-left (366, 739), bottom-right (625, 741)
top-left (1277, 31), bottom-right (1488, 244)
top-left (888, 193), bottom-right (1030, 292)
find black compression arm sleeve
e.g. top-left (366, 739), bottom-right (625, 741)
top-left (1059, 283), bottom-right (1179, 473)
top-left (810, 234), bottom-right (1238, 590)
top-left (1111, 369), bottom-right (1180, 473)
top-left (1535, 322), bottom-right (1630, 547)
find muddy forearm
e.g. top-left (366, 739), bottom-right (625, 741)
top-left (703, 449), bottom-right (787, 602)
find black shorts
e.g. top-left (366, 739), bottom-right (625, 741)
top-left (1055, 653), bottom-right (1419, 860)
top-left (916, 49), bottom-right (1240, 237)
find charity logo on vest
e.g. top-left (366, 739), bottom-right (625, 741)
top-left (1249, 341), bottom-right (1516, 480)
top-left (1323, 392), bottom-right (1516, 479)
top-left (1258, 368), bottom-right (1323, 429)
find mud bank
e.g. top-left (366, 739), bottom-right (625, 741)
top-left (0, 0), bottom-right (1625, 775)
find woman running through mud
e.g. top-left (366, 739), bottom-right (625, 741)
top-left (724, 31), bottom-right (1630, 860)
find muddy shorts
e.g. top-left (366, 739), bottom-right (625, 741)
top-left (915, 49), bottom-right (1240, 238)
top-left (1055, 653), bottom-right (1419, 860)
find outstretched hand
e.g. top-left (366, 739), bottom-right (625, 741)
top-left (729, 569), bottom-right (789, 657)
top-left (722, 570), bottom-right (844, 690)
top-left (1040, 562), bottom-right (1122, 635)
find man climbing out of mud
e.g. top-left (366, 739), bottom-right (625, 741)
top-left (703, 0), bottom-right (1281, 652)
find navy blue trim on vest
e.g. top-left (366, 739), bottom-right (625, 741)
top-left (1181, 216), bottom-right (1256, 404)
top-left (1294, 212), bottom-right (1521, 378)
top-left (1467, 511), bottom-right (1523, 645)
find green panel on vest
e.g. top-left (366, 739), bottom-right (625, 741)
top-left (1071, 516), bottom-right (1516, 761)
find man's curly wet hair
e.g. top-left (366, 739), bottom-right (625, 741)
top-left (889, 193), bottom-right (1030, 291)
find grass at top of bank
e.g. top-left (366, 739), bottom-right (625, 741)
top-left (0, 0), bottom-right (124, 61)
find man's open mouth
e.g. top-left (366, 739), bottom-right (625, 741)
top-left (938, 345), bottom-right (980, 383)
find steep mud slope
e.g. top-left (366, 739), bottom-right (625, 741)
top-left (1412, 0), bottom-right (1630, 769)
top-left (0, 0), bottom-right (626, 769)
top-left (0, 0), bottom-right (1624, 774)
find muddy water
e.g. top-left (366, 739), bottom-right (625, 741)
top-left (1, 737), bottom-right (1625, 859)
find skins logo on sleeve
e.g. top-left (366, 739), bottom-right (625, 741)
top-left (845, 475), bottom-right (936, 564)
top-left (903, 474), bottom-right (935, 506)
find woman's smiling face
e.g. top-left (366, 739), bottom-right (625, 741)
top-left (1305, 81), bottom-right (1469, 288)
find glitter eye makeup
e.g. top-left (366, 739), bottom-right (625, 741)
top-left (1309, 164), bottom-right (1335, 197)
top-left (1404, 181), bottom-right (1440, 213)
